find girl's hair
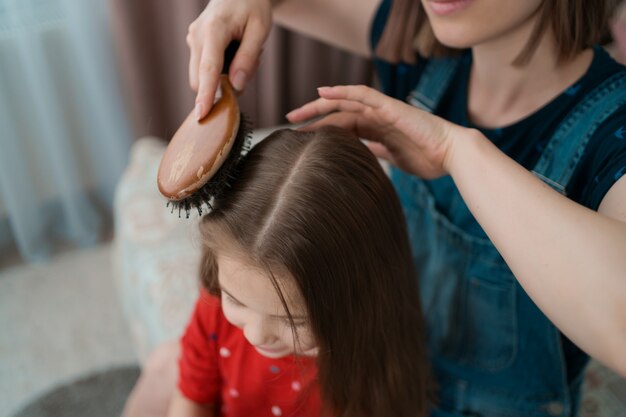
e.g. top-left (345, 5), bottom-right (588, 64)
top-left (375, 0), bottom-right (621, 65)
top-left (199, 127), bottom-right (431, 417)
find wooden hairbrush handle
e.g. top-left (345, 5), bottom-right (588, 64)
top-left (157, 75), bottom-right (240, 201)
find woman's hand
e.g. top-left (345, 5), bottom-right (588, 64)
top-left (286, 85), bottom-right (470, 179)
top-left (187, 0), bottom-right (273, 119)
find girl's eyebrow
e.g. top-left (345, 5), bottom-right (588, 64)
top-left (219, 285), bottom-right (246, 306)
top-left (219, 284), bottom-right (308, 320)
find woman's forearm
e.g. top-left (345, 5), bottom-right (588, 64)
top-left (167, 390), bottom-right (215, 417)
top-left (447, 129), bottom-right (626, 377)
top-left (273, 0), bottom-right (378, 57)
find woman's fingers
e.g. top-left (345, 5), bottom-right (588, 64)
top-left (298, 112), bottom-right (396, 165)
top-left (291, 84), bottom-right (403, 132)
top-left (188, 38), bottom-right (200, 93)
top-left (188, 0), bottom-right (273, 120)
top-left (229, 19), bottom-right (269, 92)
top-left (317, 85), bottom-right (390, 110)
top-left (297, 111), bottom-right (358, 132)
top-left (296, 110), bottom-right (390, 149)
top-left (366, 141), bottom-right (396, 164)
top-left (195, 29), bottom-right (230, 119)
top-left (298, 112), bottom-right (400, 169)
top-left (286, 97), bottom-right (368, 123)
top-left (289, 84), bottom-right (456, 179)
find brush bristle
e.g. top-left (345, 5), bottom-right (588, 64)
top-left (166, 114), bottom-right (252, 218)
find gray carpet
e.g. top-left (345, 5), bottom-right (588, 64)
top-left (11, 366), bottom-right (140, 417)
top-left (0, 243), bottom-right (138, 415)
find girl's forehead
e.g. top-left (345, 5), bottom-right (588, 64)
top-left (216, 252), bottom-right (305, 316)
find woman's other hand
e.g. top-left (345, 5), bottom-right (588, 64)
top-left (287, 85), bottom-right (471, 179)
top-left (188, 0), bottom-right (273, 119)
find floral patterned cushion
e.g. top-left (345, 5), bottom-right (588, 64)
top-left (580, 360), bottom-right (626, 417)
top-left (112, 136), bottom-right (626, 416)
top-left (113, 136), bottom-right (201, 362)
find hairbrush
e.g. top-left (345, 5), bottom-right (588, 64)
top-left (157, 43), bottom-right (251, 218)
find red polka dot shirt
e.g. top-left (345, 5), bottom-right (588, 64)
top-left (178, 290), bottom-right (321, 417)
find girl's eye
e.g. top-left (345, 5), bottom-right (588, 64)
top-left (283, 319), bottom-right (308, 328)
top-left (224, 293), bottom-right (242, 306)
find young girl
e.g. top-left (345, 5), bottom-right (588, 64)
top-left (187, 0), bottom-right (626, 416)
top-left (127, 127), bottom-right (431, 417)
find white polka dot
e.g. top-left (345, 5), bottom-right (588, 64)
top-left (291, 381), bottom-right (302, 391)
top-left (229, 388), bottom-right (239, 398)
top-left (219, 347), bottom-right (231, 357)
top-left (271, 405), bottom-right (282, 416)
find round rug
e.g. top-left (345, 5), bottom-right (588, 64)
top-left (11, 365), bottom-right (140, 417)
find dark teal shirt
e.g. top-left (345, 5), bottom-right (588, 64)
top-left (371, 1), bottom-right (626, 215)
top-left (370, 0), bottom-right (626, 397)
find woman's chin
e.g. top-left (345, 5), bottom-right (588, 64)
top-left (432, 30), bottom-right (477, 50)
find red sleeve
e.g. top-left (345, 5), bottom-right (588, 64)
top-left (177, 290), bottom-right (222, 403)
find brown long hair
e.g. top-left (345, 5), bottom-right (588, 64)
top-left (375, 0), bottom-right (620, 65)
top-left (199, 127), bottom-right (431, 417)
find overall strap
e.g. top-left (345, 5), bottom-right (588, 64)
top-left (532, 71), bottom-right (626, 195)
top-left (407, 56), bottom-right (463, 113)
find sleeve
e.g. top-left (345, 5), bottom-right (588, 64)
top-left (177, 290), bottom-right (223, 404)
top-left (568, 107), bottom-right (626, 210)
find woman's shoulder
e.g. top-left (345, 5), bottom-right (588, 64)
top-left (565, 46), bottom-right (626, 209)
top-left (567, 46), bottom-right (626, 112)
top-left (584, 45), bottom-right (626, 86)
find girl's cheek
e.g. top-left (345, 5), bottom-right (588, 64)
top-left (221, 303), bottom-right (246, 329)
top-left (294, 327), bottom-right (318, 353)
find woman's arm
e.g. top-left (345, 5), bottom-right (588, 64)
top-left (167, 390), bottom-right (215, 417)
top-left (447, 131), bottom-right (626, 378)
top-left (273, 0), bottom-right (379, 57)
top-left (287, 85), bottom-right (626, 377)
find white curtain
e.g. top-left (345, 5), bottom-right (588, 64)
top-left (0, 0), bottom-right (132, 262)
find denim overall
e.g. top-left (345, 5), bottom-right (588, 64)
top-left (394, 56), bottom-right (626, 417)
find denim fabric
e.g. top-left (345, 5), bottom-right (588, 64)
top-left (396, 57), bottom-right (626, 417)
top-left (532, 69), bottom-right (626, 195)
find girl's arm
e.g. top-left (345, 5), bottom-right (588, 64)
top-left (167, 390), bottom-right (215, 417)
top-left (286, 85), bottom-right (626, 378)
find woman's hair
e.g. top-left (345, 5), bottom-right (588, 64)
top-left (199, 127), bottom-right (431, 417)
top-left (375, 0), bottom-right (621, 65)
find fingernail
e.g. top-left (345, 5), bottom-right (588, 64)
top-left (232, 70), bottom-right (246, 91)
top-left (317, 86), bottom-right (330, 92)
top-left (195, 102), bottom-right (203, 120)
top-left (213, 84), bottom-right (223, 104)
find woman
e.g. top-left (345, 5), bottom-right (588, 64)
top-left (167, 1), bottom-right (626, 415)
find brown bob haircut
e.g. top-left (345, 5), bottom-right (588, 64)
top-left (375, 0), bottom-right (621, 65)
top-left (199, 127), bottom-right (431, 417)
